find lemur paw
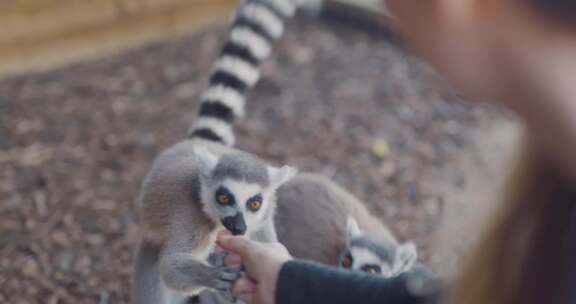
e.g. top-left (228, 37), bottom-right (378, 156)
top-left (208, 251), bottom-right (228, 267)
top-left (213, 266), bottom-right (243, 301)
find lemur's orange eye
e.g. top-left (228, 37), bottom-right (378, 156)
top-left (361, 265), bottom-right (382, 274)
top-left (249, 200), bottom-right (261, 210)
top-left (341, 255), bottom-right (352, 268)
top-left (247, 194), bottom-right (263, 211)
top-left (217, 194), bottom-right (229, 205)
top-left (215, 187), bottom-right (235, 205)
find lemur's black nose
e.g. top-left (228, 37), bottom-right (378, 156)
top-left (222, 214), bottom-right (246, 235)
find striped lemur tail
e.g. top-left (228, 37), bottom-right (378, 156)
top-left (188, 0), bottom-right (320, 146)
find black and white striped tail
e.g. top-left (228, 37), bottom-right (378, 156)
top-left (188, 0), bottom-right (304, 146)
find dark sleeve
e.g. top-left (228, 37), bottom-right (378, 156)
top-left (276, 260), bottom-right (441, 304)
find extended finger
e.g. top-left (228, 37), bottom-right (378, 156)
top-left (218, 236), bottom-right (268, 279)
top-left (224, 252), bottom-right (242, 266)
top-left (218, 235), bottom-right (259, 257)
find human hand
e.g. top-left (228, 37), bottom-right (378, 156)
top-left (217, 232), bottom-right (293, 304)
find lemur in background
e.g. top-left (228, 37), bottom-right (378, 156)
top-left (275, 173), bottom-right (418, 277)
top-left (341, 217), bottom-right (417, 276)
top-left (132, 1), bottom-right (310, 303)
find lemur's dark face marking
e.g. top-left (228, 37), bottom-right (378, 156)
top-left (361, 264), bottom-right (382, 275)
top-left (212, 179), bottom-right (265, 235)
top-left (195, 148), bottom-right (296, 235)
top-left (341, 217), bottom-right (418, 277)
top-left (341, 252), bottom-right (353, 269)
top-left (216, 187), bottom-right (235, 206)
top-left (247, 194), bottom-right (263, 211)
top-left (340, 245), bottom-right (394, 276)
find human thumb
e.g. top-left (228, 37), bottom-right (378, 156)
top-left (218, 235), bottom-right (260, 259)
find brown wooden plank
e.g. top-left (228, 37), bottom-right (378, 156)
top-left (0, 0), bottom-right (119, 42)
top-left (0, 0), bottom-right (236, 78)
top-left (0, 0), bottom-right (230, 43)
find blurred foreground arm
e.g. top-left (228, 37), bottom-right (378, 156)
top-left (384, 2), bottom-right (576, 304)
top-left (277, 261), bottom-right (439, 304)
top-left (218, 234), bottom-right (440, 304)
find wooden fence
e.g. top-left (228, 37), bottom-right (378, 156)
top-left (0, 0), bottom-right (236, 78)
top-left (0, 0), bottom-right (388, 78)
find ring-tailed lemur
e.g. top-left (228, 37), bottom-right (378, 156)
top-left (275, 173), bottom-right (418, 277)
top-left (341, 217), bottom-right (417, 276)
top-left (132, 1), bottom-right (310, 303)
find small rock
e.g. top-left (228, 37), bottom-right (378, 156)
top-left (424, 198), bottom-right (441, 216)
top-left (99, 291), bottom-right (109, 304)
top-left (22, 259), bottom-right (39, 277)
top-left (51, 231), bottom-right (69, 246)
top-left (290, 46), bottom-right (314, 64)
top-left (55, 251), bottom-right (74, 272)
top-left (87, 234), bottom-right (104, 245)
top-left (379, 161), bottom-right (396, 178)
top-left (383, 204), bottom-right (399, 217)
top-left (371, 138), bottom-right (390, 159)
top-left (172, 83), bottom-right (196, 99)
top-left (415, 142), bottom-right (436, 160)
top-left (75, 256), bottom-right (92, 272)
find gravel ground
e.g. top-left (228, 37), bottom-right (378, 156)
top-left (0, 17), bottom-right (514, 303)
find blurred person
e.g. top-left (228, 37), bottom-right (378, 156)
top-left (218, 1), bottom-right (576, 303)
top-left (386, 1), bottom-right (576, 304)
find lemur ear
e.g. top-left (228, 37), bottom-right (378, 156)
top-left (194, 147), bottom-right (219, 177)
top-left (268, 165), bottom-right (297, 188)
top-left (346, 217), bottom-right (363, 240)
top-left (394, 242), bottom-right (418, 273)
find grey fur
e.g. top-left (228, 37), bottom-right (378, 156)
top-left (275, 173), bottom-right (398, 265)
top-left (212, 154), bottom-right (270, 186)
top-left (275, 174), bottom-right (417, 275)
top-left (133, 242), bottom-right (164, 304)
top-left (276, 174), bottom-right (417, 277)
top-left (133, 139), bottom-right (295, 304)
top-left (348, 236), bottom-right (396, 264)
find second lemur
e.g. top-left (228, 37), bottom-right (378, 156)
top-left (276, 173), bottom-right (418, 277)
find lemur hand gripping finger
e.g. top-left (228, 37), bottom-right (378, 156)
top-left (131, 1), bottom-right (310, 303)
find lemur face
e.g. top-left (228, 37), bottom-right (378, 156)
top-left (340, 217), bottom-right (418, 277)
top-left (195, 148), bottom-right (296, 235)
top-left (340, 246), bottom-right (394, 276)
top-left (210, 179), bottom-right (267, 235)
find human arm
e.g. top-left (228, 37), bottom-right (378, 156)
top-left (276, 260), bottom-right (439, 304)
top-left (218, 234), bottom-right (440, 304)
